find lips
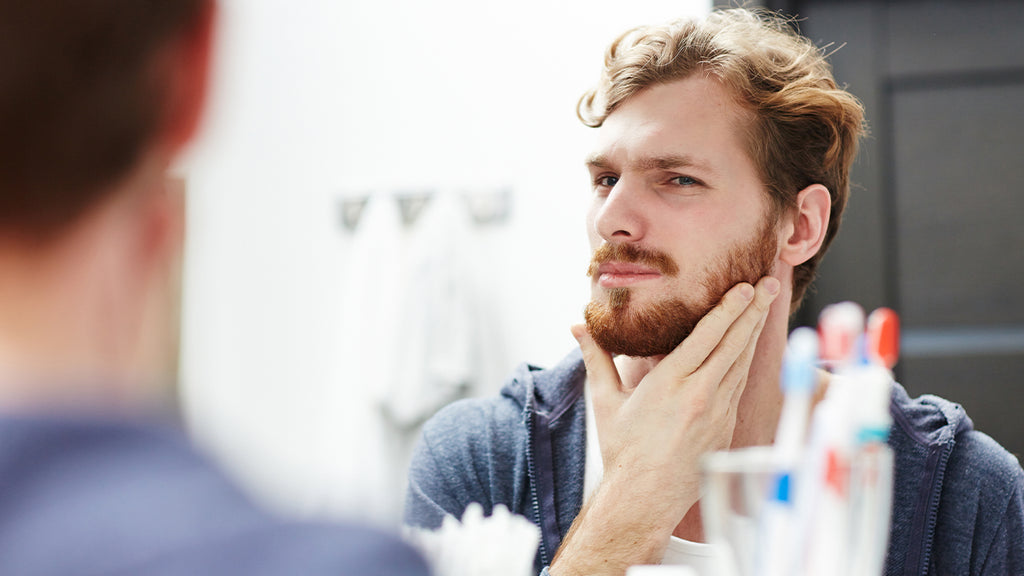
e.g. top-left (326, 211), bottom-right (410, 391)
top-left (595, 262), bottom-right (663, 288)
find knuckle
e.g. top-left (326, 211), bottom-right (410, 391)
top-left (754, 291), bottom-right (775, 312)
top-left (720, 334), bottom-right (748, 359)
top-left (699, 306), bottom-right (725, 328)
top-left (701, 300), bottom-right (738, 330)
top-left (723, 289), bottom-right (751, 315)
top-left (686, 390), bottom-right (711, 415)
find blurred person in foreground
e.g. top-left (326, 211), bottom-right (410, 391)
top-left (0, 1), bottom-right (428, 574)
top-left (404, 7), bottom-right (1024, 576)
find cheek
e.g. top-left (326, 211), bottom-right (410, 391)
top-left (585, 204), bottom-right (601, 249)
top-left (654, 212), bottom-right (714, 263)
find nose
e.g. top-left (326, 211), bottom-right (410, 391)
top-left (591, 178), bottom-right (647, 244)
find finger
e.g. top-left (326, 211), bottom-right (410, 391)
top-left (660, 281), bottom-right (757, 377)
top-left (571, 324), bottom-right (624, 419)
top-left (701, 276), bottom-right (780, 385)
top-left (718, 297), bottom-right (772, 409)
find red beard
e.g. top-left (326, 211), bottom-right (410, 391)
top-left (584, 215), bottom-right (778, 357)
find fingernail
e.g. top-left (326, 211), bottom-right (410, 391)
top-left (766, 277), bottom-right (780, 295)
top-left (740, 284), bottom-right (755, 301)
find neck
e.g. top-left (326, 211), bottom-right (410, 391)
top-left (0, 155), bottom-right (172, 411)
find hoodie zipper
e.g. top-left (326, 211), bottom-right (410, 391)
top-left (917, 441), bottom-right (953, 576)
top-left (524, 405), bottom-right (549, 566)
top-left (518, 354), bottom-right (589, 572)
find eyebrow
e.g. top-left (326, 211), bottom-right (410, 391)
top-left (585, 153), bottom-right (717, 175)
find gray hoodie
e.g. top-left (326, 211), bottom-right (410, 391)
top-left (406, 348), bottom-right (1024, 576)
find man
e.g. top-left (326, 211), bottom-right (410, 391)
top-left (405, 8), bottom-right (1024, 576)
top-left (0, 1), bottom-right (428, 574)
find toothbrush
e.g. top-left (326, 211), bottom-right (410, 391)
top-left (848, 307), bottom-right (898, 576)
top-left (760, 327), bottom-right (819, 576)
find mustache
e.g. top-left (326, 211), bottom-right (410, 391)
top-left (586, 243), bottom-right (680, 277)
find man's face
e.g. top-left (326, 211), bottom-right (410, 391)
top-left (583, 75), bottom-right (779, 358)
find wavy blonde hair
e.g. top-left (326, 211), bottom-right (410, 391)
top-left (578, 8), bottom-right (865, 310)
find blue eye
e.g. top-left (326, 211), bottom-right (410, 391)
top-left (672, 175), bottom-right (698, 186)
top-left (596, 176), bottom-right (619, 188)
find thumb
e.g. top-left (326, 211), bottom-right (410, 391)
top-left (571, 324), bottom-right (624, 418)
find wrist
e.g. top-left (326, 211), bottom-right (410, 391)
top-left (601, 465), bottom-right (700, 529)
top-left (551, 480), bottom-right (677, 576)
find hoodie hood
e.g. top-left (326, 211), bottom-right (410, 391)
top-left (891, 383), bottom-right (974, 447)
top-left (501, 348), bottom-right (586, 419)
top-left (887, 381), bottom-right (976, 576)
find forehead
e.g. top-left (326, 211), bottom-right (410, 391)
top-left (590, 75), bottom-right (756, 174)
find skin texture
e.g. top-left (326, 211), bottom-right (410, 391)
top-left (551, 75), bottom-right (832, 575)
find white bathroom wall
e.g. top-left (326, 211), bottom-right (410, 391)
top-left (180, 0), bottom-right (710, 526)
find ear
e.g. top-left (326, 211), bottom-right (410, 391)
top-left (162, 0), bottom-right (217, 155)
top-left (135, 176), bottom-right (186, 274)
top-left (778, 183), bottom-right (830, 267)
top-left (130, 176), bottom-right (187, 384)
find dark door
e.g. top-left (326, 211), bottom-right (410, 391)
top-left (770, 0), bottom-right (1024, 458)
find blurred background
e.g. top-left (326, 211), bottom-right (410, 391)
top-left (173, 0), bottom-right (1023, 528)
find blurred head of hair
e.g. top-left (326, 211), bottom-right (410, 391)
top-left (0, 0), bottom-right (208, 243)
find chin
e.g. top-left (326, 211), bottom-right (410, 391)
top-left (583, 295), bottom-right (703, 358)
